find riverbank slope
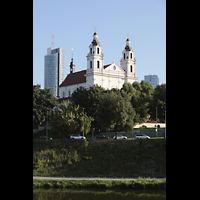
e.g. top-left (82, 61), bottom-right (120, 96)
top-left (33, 139), bottom-right (166, 178)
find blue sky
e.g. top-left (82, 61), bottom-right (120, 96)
top-left (33, 0), bottom-right (166, 88)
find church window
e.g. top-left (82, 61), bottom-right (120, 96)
top-left (97, 61), bottom-right (100, 68)
top-left (68, 90), bottom-right (71, 97)
top-left (90, 61), bottom-right (92, 69)
top-left (124, 53), bottom-right (125, 59)
top-left (97, 48), bottom-right (99, 54)
top-left (130, 53), bottom-right (132, 59)
top-left (90, 48), bottom-right (92, 54)
top-left (130, 65), bottom-right (133, 72)
top-left (63, 91), bottom-right (65, 98)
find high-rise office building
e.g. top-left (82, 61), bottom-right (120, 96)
top-left (144, 74), bottom-right (159, 88)
top-left (44, 47), bottom-right (64, 97)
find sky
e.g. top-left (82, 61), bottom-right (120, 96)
top-left (33, 0), bottom-right (166, 88)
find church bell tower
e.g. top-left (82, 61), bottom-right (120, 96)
top-left (86, 32), bottom-right (104, 70)
top-left (120, 37), bottom-right (136, 77)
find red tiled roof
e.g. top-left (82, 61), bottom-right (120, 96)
top-left (104, 64), bottom-right (111, 69)
top-left (59, 70), bottom-right (86, 87)
top-left (57, 97), bottom-right (73, 103)
top-left (59, 64), bottom-right (111, 87)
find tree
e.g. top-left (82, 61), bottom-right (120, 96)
top-left (33, 84), bottom-right (58, 127)
top-left (50, 101), bottom-right (93, 138)
top-left (72, 84), bottom-right (105, 132)
top-left (121, 81), bottom-right (154, 123)
top-left (97, 91), bottom-right (135, 133)
top-left (148, 84), bottom-right (166, 122)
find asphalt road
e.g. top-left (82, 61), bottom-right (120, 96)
top-left (33, 176), bottom-right (165, 181)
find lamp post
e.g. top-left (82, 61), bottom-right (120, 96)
top-left (165, 110), bottom-right (166, 138)
top-left (46, 113), bottom-right (48, 141)
top-left (132, 127), bottom-right (134, 140)
top-left (155, 107), bottom-right (157, 137)
top-left (83, 107), bottom-right (85, 137)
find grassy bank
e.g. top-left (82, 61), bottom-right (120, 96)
top-left (33, 178), bottom-right (166, 190)
top-left (33, 139), bottom-right (166, 178)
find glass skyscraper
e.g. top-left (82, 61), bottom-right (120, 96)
top-left (144, 74), bottom-right (159, 88)
top-left (44, 47), bottom-right (64, 97)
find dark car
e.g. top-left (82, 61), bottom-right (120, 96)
top-left (37, 136), bottom-right (53, 141)
top-left (95, 135), bottom-right (109, 139)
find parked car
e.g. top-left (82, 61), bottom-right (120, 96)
top-left (37, 136), bottom-right (53, 140)
top-left (95, 135), bottom-right (109, 139)
top-left (113, 134), bottom-right (127, 139)
top-left (135, 134), bottom-right (150, 139)
top-left (70, 134), bottom-right (86, 140)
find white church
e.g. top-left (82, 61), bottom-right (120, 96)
top-left (58, 32), bottom-right (138, 100)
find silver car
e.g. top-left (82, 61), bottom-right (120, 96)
top-left (70, 134), bottom-right (86, 140)
top-left (113, 134), bottom-right (127, 139)
top-left (135, 134), bottom-right (150, 139)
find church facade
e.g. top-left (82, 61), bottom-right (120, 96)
top-left (58, 32), bottom-right (138, 99)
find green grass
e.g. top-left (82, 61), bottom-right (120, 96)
top-left (33, 178), bottom-right (166, 190)
top-left (33, 139), bottom-right (166, 178)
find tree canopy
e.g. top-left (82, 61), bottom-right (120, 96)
top-left (148, 83), bottom-right (166, 122)
top-left (33, 81), bottom-right (166, 136)
top-left (33, 84), bottom-right (58, 127)
top-left (50, 100), bottom-right (93, 138)
top-left (97, 91), bottom-right (135, 132)
top-left (72, 81), bottom-right (165, 133)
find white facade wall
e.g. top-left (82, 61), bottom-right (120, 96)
top-left (59, 82), bottom-right (86, 98)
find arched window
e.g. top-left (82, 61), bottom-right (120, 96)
top-left (97, 48), bottom-right (99, 54)
top-left (90, 48), bottom-right (92, 54)
top-left (90, 61), bottom-right (92, 69)
top-left (130, 53), bottom-right (132, 59)
top-left (130, 65), bottom-right (133, 72)
top-left (97, 60), bottom-right (100, 68)
top-left (68, 90), bottom-right (71, 97)
top-left (63, 91), bottom-right (65, 98)
top-left (124, 53), bottom-right (125, 59)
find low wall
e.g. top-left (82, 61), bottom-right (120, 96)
top-left (101, 129), bottom-right (165, 138)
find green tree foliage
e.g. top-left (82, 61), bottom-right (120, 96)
top-left (50, 101), bottom-right (93, 138)
top-left (33, 84), bottom-right (58, 127)
top-left (72, 85), bottom-right (105, 132)
top-left (70, 82), bottom-right (166, 132)
top-left (121, 81), bottom-right (154, 123)
top-left (148, 84), bottom-right (166, 122)
top-left (97, 91), bottom-right (135, 132)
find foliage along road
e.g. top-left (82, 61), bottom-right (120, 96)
top-left (33, 176), bottom-right (165, 181)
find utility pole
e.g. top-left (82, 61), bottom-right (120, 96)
top-left (46, 114), bottom-right (48, 141)
top-left (155, 107), bottom-right (157, 137)
top-left (83, 107), bottom-right (85, 137)
top-left (165, 110), bottom-right (166, 138)
top-left (132, 128), bottom-right (134, 140)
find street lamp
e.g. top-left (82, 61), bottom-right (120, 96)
top-left (46, 114), bottom-right (48, 141)
top-left (132, 127), bottom-right (134, 140)
top-left (165, 110), bottom-right (166, 138)
top-left (83, 107), bottom-right (85, 137)
top-left (155, 107), bottom-right (157, 137)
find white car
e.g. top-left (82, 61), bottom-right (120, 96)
top-left (70, 134), bottom-right (86, 140)
top-left (135, 134), bottom-right (150, 139)
top-left (113, 134), bottom-right (127, 139)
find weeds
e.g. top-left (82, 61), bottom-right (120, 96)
top-left (33, 139), bottom-right (166, 177)
top-left (33, 179), bottom-right (166, 190)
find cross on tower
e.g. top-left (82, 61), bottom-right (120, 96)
top-left (127, 32), bottom-right (129, 39)
top-left (71, 48), bottom-right (73, 59)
